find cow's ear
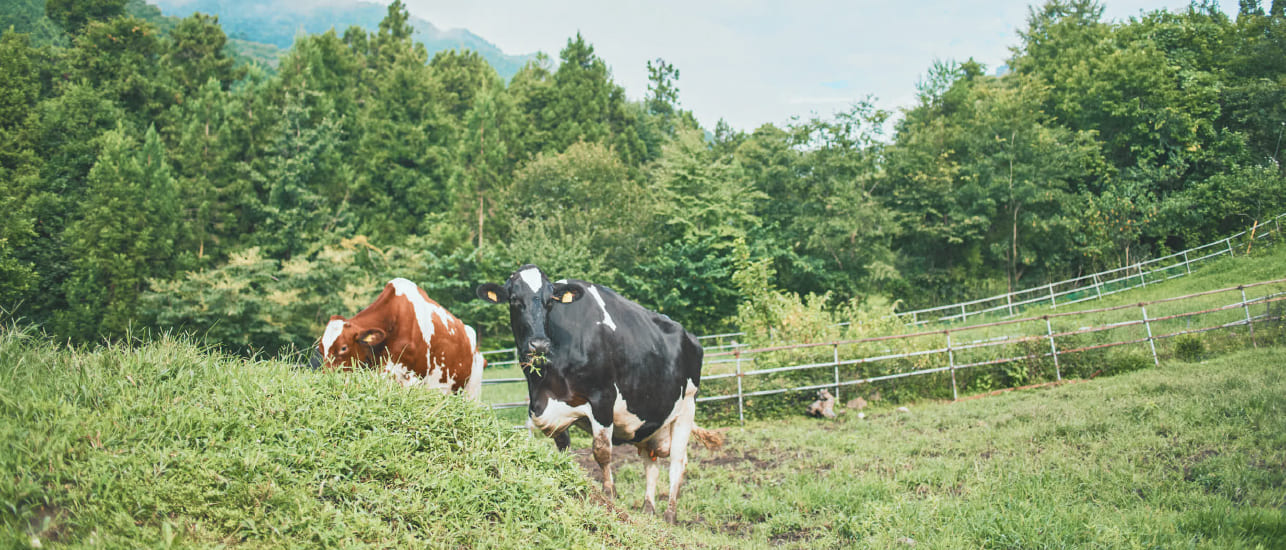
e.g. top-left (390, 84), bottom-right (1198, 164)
top-left (551, 282), bottom-right (586, 305)
top-left (476, 283), bottom-right (507, 304)
top-left (358, 328), bottom-right (386, 346)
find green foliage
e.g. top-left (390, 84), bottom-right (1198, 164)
top-left (45, 0), bottom-right (126, 35)
top-left (58, 125), bottom-right (183, 339)
top-left (1174, 334), bottom-right (1206, 362)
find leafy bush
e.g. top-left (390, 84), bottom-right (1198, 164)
top-left (1173, 334), bottom-right (1205, 362)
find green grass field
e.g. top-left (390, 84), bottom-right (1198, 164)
top-left (4, 243), bottom-right (1284, 548)
top-left (665, 346), bottom-right (1286, 548)
top-left (5, 322), bottom-right (1284, 548)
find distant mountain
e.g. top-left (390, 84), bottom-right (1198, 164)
top-left (150, 0), bottom-right (537, 79)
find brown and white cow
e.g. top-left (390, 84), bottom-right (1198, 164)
top-left (314, 278), bottom-right (483, 399)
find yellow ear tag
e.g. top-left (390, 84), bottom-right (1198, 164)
top-left (487, 291), bottom-right (497, 302)
top-left (560, 292), bottom-right (575, 304)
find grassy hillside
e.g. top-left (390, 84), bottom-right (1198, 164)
top-left (3, 323), bottom-right (1283, 548)
top-left (616, 347), bottom-right (1286, 548)
top-left (0, 327), bottom-right (707, 548)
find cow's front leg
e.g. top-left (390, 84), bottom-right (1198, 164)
top-left (591, 422), bottom-right (615, 498)
top-left (552, 430), bottom-right (570, 451)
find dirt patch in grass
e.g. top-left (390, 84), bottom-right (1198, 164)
top-left (769, 527), bottom-right (817, 545)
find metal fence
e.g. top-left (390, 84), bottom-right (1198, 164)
top-left (695, 278), bottom-right (1286, 423)
top-left (484, 278), bottom-right (1286, 416)
top-left (894, 212), bottom-right (1285, 325)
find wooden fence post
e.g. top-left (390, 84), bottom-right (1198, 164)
top-left (1141, 305), bottom-right (1159, 367)
top-left (1183, 250), bottom-right (1191, 275)
top-left (1093, 272), bottom-right (1104, 300)
top-left (1049, 282), bottom-right (1057, 308)
top-left (1046, 316), bottom-right (1061, 381)
top-left (960, 303), bottom-right (968, 322)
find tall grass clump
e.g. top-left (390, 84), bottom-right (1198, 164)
top-left (0, 324), bottom-right (684, 548)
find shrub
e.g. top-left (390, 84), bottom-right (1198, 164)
top-left (1173, 334), bottom-right (1205, 362)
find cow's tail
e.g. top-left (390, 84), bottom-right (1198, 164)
top-left (690, 425), bottom-right (724, 450)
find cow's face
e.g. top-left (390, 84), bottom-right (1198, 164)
top-left (477, 264), bottom-right (584, 371)
top-left (316, 315), bottom-right (386, 370)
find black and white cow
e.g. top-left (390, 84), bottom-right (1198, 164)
top-left (477, 264), bottom-right (721, 523)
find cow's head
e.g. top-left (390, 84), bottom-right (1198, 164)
top-left (316, 314), bottom-right (386, 370)
top-left (476, 264), bottom-right (585, 371)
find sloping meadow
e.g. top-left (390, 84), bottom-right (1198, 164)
top-left (0, 327), bottom-right (688, 548)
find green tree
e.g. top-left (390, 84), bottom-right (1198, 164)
top-left (45, 0), bottom-right (125, 35)
top-left (59, 125), bottom-right (182, 338)
top-left (430, 48), bottom-right (501, 121)
top-left (0, 31), bottom-right (42, 307)
top-left (161, 13), bottom-right (241, 97)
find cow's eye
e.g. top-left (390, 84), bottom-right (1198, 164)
top-left (339, 345), bottom-right (349, 354)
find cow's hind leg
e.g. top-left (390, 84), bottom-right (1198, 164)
top-left (663, 391), bottom-right (697, 523)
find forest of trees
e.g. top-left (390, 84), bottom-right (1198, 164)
top-left (1, 0), bottom-right (1284, 354)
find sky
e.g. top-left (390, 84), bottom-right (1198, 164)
top-left (398, 0), bottom-right (1243, 132)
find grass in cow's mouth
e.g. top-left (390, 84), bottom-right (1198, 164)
top-left (521, 352), bottom-right (549, 374)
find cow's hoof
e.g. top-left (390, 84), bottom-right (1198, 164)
top-left (663, 507), bottom-right (676, 524)
top-left (644, 501), bottom-right (656, 515)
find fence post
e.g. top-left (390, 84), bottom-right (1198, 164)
top-left (1049, 282), bottom-right (1057, 308)
top-left (1246, 221), bottom-right (1259, 255)
top-left (735, 350), bottom-right (745, 424)
top-left (1045, 316), bottom-right (1061, 381)
top-left (1093, 272), bottom-right (1104, 300)
top-left (1226, 237), bottom-right (1234, 258)
top-left (947, 330), bottom-right (957, 401)
top-left (831, 343), bottom-right (841, 402)
top-left (1241, 286), bottom-right (1258, 349)
top-left (1138, 263), bottom-right (1147, 287)
top-left (1183, 250), bottom-right (1191, 275)
top-left (912, 311), bottom-right (918, 326)
top-left (1141, 305), bottom-right (1159, 367)
top-left (1007, 292), bottom-right (1014, 316)
top-left (960, 303), bottom-right (968, 323)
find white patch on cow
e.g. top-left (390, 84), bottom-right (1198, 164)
top-left (635, 379), bottom-right (699, 457)
top-left (612, 384), bottom-right (646, 440)
top-left (389, 278), bottom-right (457, 385)
top-left (529, 398), bottom-right (592, 437)
top-left (382, 362), bottom-right (420, 388)
top-left (554, 279), bottom-right (568, 284)
top-left (586, 286), bottom-right (617, 331)
top-left (321, 319), bottom-right (345, 358)
top-left (462, 325), bottom-right (482, 400)
top-left (464, 324), bottom-right (477, 351)
top-left (519, 268), bottom-right (543, 292)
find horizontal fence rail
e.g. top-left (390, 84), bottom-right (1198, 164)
top-left (482, 278), bottom-right (1286, 419)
